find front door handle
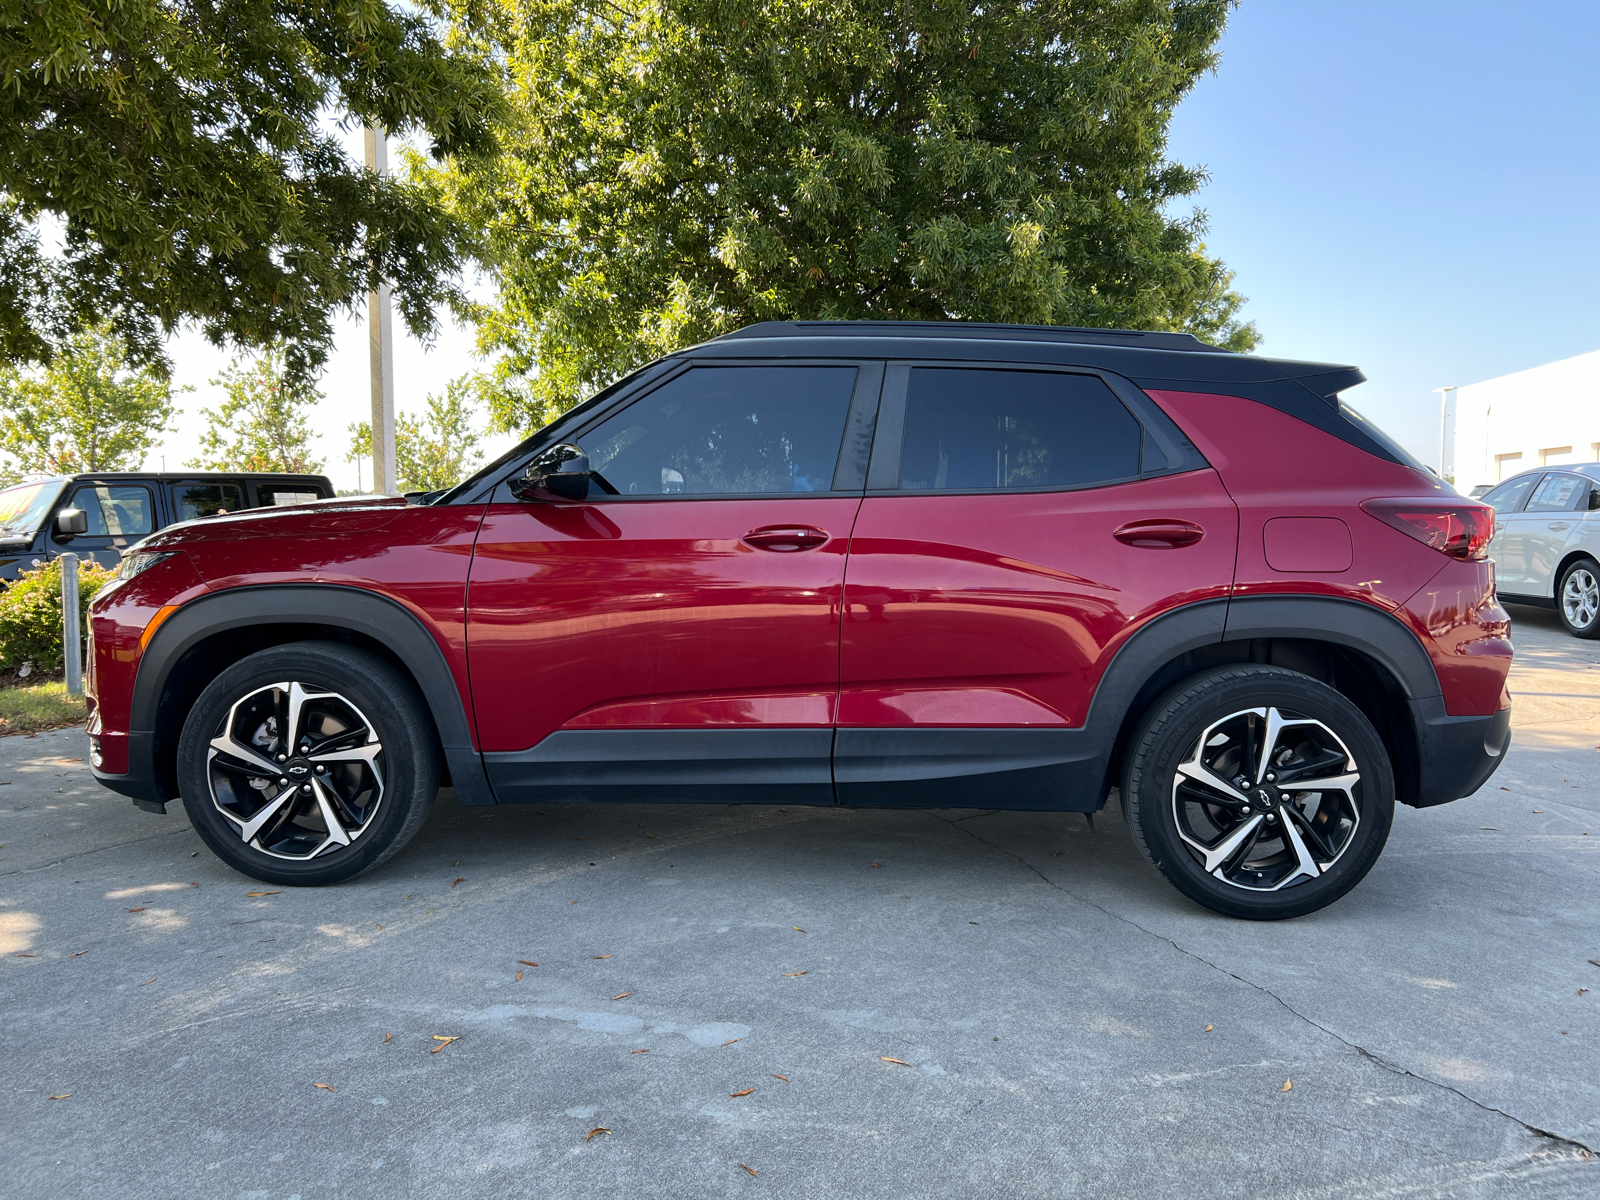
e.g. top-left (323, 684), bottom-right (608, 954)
top-left (742, 525), bottom-right (829, 552)
top-left (1548, 521), bottom-right (1572, 532)
top-left (1114, 519), bottom-right (1205, 549)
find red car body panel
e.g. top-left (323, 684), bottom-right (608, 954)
top-left (465, 496), bottom-right (861, 751)
top-left (837, 469), bottom-right (1239, 727)
top-left (1148, 390), bottom-right (1511, 717)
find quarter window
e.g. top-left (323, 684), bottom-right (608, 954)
top-left (1525, 474), bottom-right (1586, 513)
top-left (896, 368), bottom-right (1142, 491)
top-left (581, 366), bottom-right (858, 496)
top-left (67, 485), bottom-right (154, 537)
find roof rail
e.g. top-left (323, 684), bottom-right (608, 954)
top-left (711, 320), bottom-right (1227, 353)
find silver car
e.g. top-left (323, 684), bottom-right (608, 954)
top-left (1481, 464), bottom-right (1600, 638)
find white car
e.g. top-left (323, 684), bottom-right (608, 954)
top-left (1481, 464), bottom-right (1600, 637)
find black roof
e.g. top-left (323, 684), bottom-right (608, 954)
top-left (716, 320), bottom-right (1221, 353)
top-left (5, 471), bottom-right (332, 487)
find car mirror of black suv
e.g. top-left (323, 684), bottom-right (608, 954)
top-left (55, 507), bottom-right (88, 536)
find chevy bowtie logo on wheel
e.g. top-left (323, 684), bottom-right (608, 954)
top-left (289, 764), bottom-right (308, 777)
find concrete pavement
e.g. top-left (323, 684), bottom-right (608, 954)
top-left (1, 605), bottom-right (1596, 1198)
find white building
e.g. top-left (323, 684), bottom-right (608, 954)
top-left (1451, 349), bottom-right (1600, 493)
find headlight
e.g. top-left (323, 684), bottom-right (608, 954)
top-left (117, 550), bottom-right (179, 581)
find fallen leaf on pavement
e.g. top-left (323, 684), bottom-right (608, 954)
top-left (190, 851), bottom-right (198, 857)
top-left (15, 952), bottom-right (35, 957)
top-left (383, 1033), bottom-right (393, 1043)
top-left (451, 878), bottom-right (465, 888)
top-left (782, 971), bottom-right (807, 977)
top-left (722, 1038), bottom-right (741, 1047)
top-left (190, 882), bottom-right (199, 888)
top-left (871, 862), bottom-right (880, 868)
top-left (792, 926), bottom-right (805, 933)
top-left (1579, 989), bottom-right (1589, 996)
top-left (314, 1083), bottom-right (334, 1093)
top-left (375, 924), bottom-right (381, 930)
top-left (595, 954), bottom-right (613, 959)
top-left (518, 960), bottom-right (539, 967)
top-left (571, 900), bottom-right (579, 905)
top-left (612, 992), bottom-right (632, 1000)
top-left (1205, 1025), bottom-right (1213, 1032)
top-left (426, 908), bottom-right (434, 914)
top-left (646, 832), bottom-right (656, 837)
top-left (431, 1036), bottom-right (461, 1053)
top-left (585, 1127), bottom-right (610, 1142)
top-left (1479, 827), bottom-right (1498, 831)
top-left (1589, 959), bottom-right (1600, 969)
top-left (771, 1074), bottom-right (789, 1082)
top-left (453, 860), bottom-right (461, 866)
top-left (729, 1087), bottom-right (755, 1097)
top-left (880, 1057), bottom-right (912, 1067)
top-left (515, 971), bottom-right (524, 982)
top-left (48, 1093), bottom-right (69, 1100)
top-left (1280, 1079), bottom-right (1293, 1093)
top-left (125, 908), bottom-right (146, 913)
top-left (245, 891), bottom-right (280, 897)
top-left (739, 1164), bottom-right (758, 1177)
top-left (1533, 810), bottom-right (1543, 813)
top-left (139, 977), bottom-right (155, 986)
top-left (69, 951), bottom-right (87, 958)
top-left (631, 1048), bottom-right (650, 1054)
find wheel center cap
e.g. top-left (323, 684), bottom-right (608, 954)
top-left (1255, 786), bottom-right (1278, 809)
top-left (286, 759), bottom-right (312, 779)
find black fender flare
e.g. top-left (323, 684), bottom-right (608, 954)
top-left (131, 583), bottom-right (494, 806)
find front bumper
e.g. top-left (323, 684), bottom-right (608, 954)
top-left (92, 731), bottom-right (168, 813)
top-left (1408, 697), bottom-right (1512, 808)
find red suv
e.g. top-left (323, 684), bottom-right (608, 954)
top-left (86, 323), bottom-right (1511, 918)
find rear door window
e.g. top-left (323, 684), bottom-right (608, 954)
top-left (172, 483), bottom-right (244, 520)
top-left (1524, 473), bottom-right (1586, 513)
top-left (258, 486), bottom-right (323, 507)
top-left (894, 368), bottom-right (1142, 491)
top-left (1481, 475), bottom-right (1538, 515)
top-left (580, 365), bottom-right (858, 496)
top-left (67, 485), bottom-right (154, 537)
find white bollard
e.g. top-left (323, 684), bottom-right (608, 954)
top-left (60, 553), bottom-right (82, 698)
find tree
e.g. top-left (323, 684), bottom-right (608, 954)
top-left (189, 350), bottom-right (325, 474)
top-left (348, 377), bottom-right (484, 493)
top-left (433, 0), bottom-right (1257, 432)
top-left (0, 1), bottom-right (500, 377)
top-left (0, 321), bottom-right (178, 476)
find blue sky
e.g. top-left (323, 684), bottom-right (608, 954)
top-left (1166, 0), bottom-right (1600, 466)
top-left (157, 1), bottom-right (1600, 486)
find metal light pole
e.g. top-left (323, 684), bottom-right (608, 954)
top-left (60, 553), bottom-right (82, 698)
top-left (365, 124), bottom-right (397, 495)
top-left (1433, 385), bottom-right (1459, 482)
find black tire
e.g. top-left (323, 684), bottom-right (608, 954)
top-left (176, 641), bottom-right (440, 886)
top-left (1556, 558), bottom-right (1600, 639)
top-left (1121, 665), bottom-right (1394, 920)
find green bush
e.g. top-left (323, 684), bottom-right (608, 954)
top-left (0, 558), bottom-right (116, 672)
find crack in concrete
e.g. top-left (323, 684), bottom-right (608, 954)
top-left (0, 826), bottom-right (194, 877)
top-left (925, 809), bottom-right (1598, 1159)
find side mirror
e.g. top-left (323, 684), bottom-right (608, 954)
top-left (55, 508), bottom-right (88, 536)
top-left (512, 443), bottom-right (592, 502)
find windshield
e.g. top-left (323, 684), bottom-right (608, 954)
top-left (0, 480), bottom-right (65, 538)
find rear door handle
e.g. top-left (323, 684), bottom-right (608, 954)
top-left (1548, 521), bottom-right (1572, 531)
top-left (742, 525), bottom-right (829, 552)
top-left (1114, 519), bottom-right (1205, 548)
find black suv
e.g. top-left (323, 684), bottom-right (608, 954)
top-left (0, 471), bottom-right (335, 580)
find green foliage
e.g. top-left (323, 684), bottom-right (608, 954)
top-left (348, 376), bottom-right (485, 492)
top-left (0, 322), bottom-right (179, 475)
top-left (189, 349), bottom-right (326, 474)
top-left (434, 0), bottom-right (1257, 431)
top-left (0, 679), bottom-right (87, 734)
top-left (0, 0), bottom-right (501, 378)
top-left (0, 557), bottom-right (114, 672)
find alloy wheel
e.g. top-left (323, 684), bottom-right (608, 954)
top-left (206, 681), bottom-right (386, 860)
top-left (1170, 706), bottom-right (1361, 891)
top-left (1562, 566), bottom-right (1599, 630)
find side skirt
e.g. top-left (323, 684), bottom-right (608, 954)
top-left (834, 728), bottom-right (1106, 812)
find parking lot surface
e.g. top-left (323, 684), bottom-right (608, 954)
top-left (2, 605), bottom-right (1596, 1198)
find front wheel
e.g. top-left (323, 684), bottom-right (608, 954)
top-left (1558, 558), bottom-right (1600, 639)
top-left (176, 641), bottom-right (440, 886)
top-left (1122, 665), bottom-right (1394, 920)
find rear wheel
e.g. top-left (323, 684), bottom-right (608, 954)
top-left (1557, 558), bottom-right (1600, 639)
top-left (1122, 665), bottom-right (1394, 920)
top-left (176, 641), bottom-right (439, 886)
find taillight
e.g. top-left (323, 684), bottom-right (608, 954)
top-left (1361, 499), bottom-right (1494, 561)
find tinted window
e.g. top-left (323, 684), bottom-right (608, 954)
top-left (260, 487), bottom-right (322, 507)
top-left (582, 366), bottom-right (856, 496)
top-left (1481, 475), bottom-right (1537, 515)
top-left (173, 483), bottom-right (244, 520)
top-left (1525, 474), bottom-right (1586, 513)
top-left (897, 368), bottom-right (1141, 491)
top-left (68, 485), bottom-right (154, 537)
